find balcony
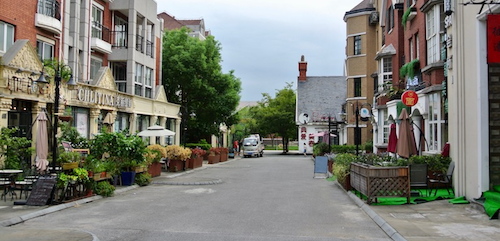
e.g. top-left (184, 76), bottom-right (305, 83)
top-left (35, 0), bottom-right (62, 34)
top-left (91, 22), bottom-right (112, 54)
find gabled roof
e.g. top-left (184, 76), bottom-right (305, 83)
top-left (344, 0), bottom-right (376, 19)
top-left (158, 12), bottom-right (186, 30)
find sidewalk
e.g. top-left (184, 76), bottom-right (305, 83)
top-left (2, 153), bottom-right (500, 241)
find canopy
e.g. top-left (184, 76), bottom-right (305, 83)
top-left (35, 112), bottom-right (49, 173)
top-left (137, 125), bottom-right (176, 137)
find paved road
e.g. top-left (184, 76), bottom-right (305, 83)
top-left (13, 153), bottom-right (390, 241)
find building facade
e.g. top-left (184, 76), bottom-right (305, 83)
top-left (343, 0), bottom-right (377, 148)
top-left (0, 0), bottom-right (181, 167)
top-left (296, 56), bottom-right (346, 154)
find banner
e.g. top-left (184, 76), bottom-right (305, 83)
top-left (487, 14), bottom-right (500, 64)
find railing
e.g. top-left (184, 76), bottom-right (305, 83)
top-left (146, 40), bottom-right (154, 57)
top-left (91, 21), bottom-right (110, 43)
top-left (110, 31), bottom-right (128, 48)
top-left (136, 35), bottom-right (144, 53)
top-left (37, 0), bottom-right (61, 20)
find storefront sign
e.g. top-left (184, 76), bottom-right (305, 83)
top-left (76, 88), bottom-right (132, 108)
top-left (488, 14), bottom-right (500, 64)
top-left (401, 90), bottom-right (418, 107)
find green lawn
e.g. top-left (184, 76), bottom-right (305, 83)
top-left (264, 145), bottom-right (298, 150)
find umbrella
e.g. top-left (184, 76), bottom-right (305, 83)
top-left (137, 125), bottom-right (176, 137)
top-left (103, 112), bottom-right (114, 124)
top-left (35, 112), bottom-right (49, 173)
top-left (387, 123), bottom-right (398, 153)
top-left (396, 108), bottom-right (417, 158)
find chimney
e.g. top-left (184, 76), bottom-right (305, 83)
top-left (298, 55), bottom-right (307, 82)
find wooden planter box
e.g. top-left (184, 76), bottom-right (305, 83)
top-left (220, 153), bottom-right (228, 162)
top-left (148, 162), bottom-right (162, 177)
top-left (208, 154), bottom-right (220, 164)
top-left (62, 162), bottom-right (79, 170)
top-left (350, 162), bottom-right (410, 204)
top-left (169, 159), bottom-right (185, 172)
top-left (93, 172), bottom-right (112, 181)
top-left (188, 156), bottom-right (203, 169)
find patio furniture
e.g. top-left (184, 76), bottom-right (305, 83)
top-left (429, 161), bottom-right (455, 196)
top-left (0, 170), bottom-right (23, 201)
top-left (15, 169), bottom-right (39, 199)
top-left (409, 163), bottom-right (429, 196)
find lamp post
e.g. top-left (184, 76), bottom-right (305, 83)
top-left (36, 64), bottom-right (77, 173)
top-left (353, 100), bottom-right (372, 156)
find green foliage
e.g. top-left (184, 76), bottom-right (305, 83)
top-left (60, 122), bottom-right (89, 149)
top-left (0, 127), bottom-right (34, 169)
top-left (364, 140), bottom-right (373, 153)
top-left (408, 154), bottom-right (451, 173)
top-left (93, 181), bottom-right (115, 197)
top-left (162, 28), bottom-right (241, 141)
top-left (332, 153), bottom-right (357, 184)
top-left (88, 131), bottom-right (147, 172)
top-left (73, 168), bottom-right (89, 183)
top-left (186, 139), bottom-right (212, 151)
top-left (313, 142), bottom-right (330, 156)
top-left (250, 83), bottom-right (297, 153)
top-left (42, 59), bottom-right (73, 83)
top-left (135, 172), bottom-right (152, 186)
top-left (400, 59), bottom-right (420, 78)
top-left (57, 151), bottom-right (81, 163)
top-left (397, 101), bottom-right (411, 119)
top-left (402, 7), bottom-right (411, 30)
top-left (330, 145), bottom-right (357, 154)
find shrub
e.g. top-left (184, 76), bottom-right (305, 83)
top-left (166, 145), bottom-right (192, 160)
top-left (332, 153), bottom-right (357, 184)
top-left (313, 142), bottom-right (330, 156)
top-left (191, 148), bottom-right (206, 158)
top-left (135, 172), bottom-right (152, 186)
top-left (93, 181), bottom-right (115, 197)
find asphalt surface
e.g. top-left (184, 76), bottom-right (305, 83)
top-left (1, 150), bottom-right (500, 241)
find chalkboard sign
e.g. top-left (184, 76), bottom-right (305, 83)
top-left (26, 176), bottom-right (57, 206)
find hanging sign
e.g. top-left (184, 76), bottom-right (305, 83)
top-left (487, 14), bottom-right (500, 64)
top-left (401, 90), bottom-right (418, 107)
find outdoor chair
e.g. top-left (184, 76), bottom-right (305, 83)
top-left (429, 161), bottom-right (455, 196)
top-left (14, 169), bottom-right (39, 199)
top-left (409, 163), bottom-right (429, 196)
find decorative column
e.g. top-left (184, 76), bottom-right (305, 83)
top-left (129, 113), bottom-right (137, 134)
top-left (89, 108), bottom-right (101, 137)
top-left (175, 118), bottom-right (181, 145)
top-left (149, 115), bottom-right (158, 144)
top-left (159, 117), bottom-right (167, 145)
top-left (0, 98), bottom-right (12, 129)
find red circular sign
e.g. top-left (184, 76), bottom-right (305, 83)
top-left (401, 90), bottom-right (418, 107)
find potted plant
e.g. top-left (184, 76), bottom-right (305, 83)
top-left (219, 147), bottom-right (229, 162)
top-left (145, 144), bottom-right (165, 177)
top-left (135, 172), bottom-right (152, 186)
top-left (208, 147), bottom-right (221, 164)
top-left (189, 148), bottom-right (206, 169)
top-left (59, 106), bottom-right (73, 122)
top-left (92, 181), bottom-right (115, 197)
top-left (166, 145), bottom-right (192, 172)
top-left (58, 151), bottom-right (81, 170)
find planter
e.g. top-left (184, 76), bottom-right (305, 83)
top-left (121, 171), bottom-right (136, 186)
top-left (62, 162), bottom-right (79, 170)
top-left (148, 162), bottom-right (162, 177)
top-left (169, 159), bottom-right (184, 172)
top-left (350, 162), bottom-right (410, 204)
top-left (188, 156), bottom-right (203, 169)
top-left (220, 153), bottom-right (228, 162)
top-left (328, 160), bottom-right (334, 174)
top-left (208, 154), bottom-right (220, 164)
top-left (59, 116), bottom-right (73, 122)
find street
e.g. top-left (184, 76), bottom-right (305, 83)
top-left (13, 153), bottom-right (390, 241)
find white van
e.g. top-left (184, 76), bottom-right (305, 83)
top-left (242, 135), bottom-right (264, 158)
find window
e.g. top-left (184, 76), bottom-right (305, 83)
top-left (90, 57), bottom-right (102, 80)
top-left (386, 5), bottom-right (394, 33)
top-left (428, 93), bottom-right (445, 152)
top-left (379, 57), bottom-right (393, 92)
top-left (145, 67), bottom-right (153, 98)
top-left (354, 78), bottom-right (361, 97)
top-left (382, 110), bottom-right (390, 144)
top-left (415, 33), bottom-right (420, 59)
top-left (37, 40), bottom-right (54, 61)
top-left (135, 63), bottom-right (143, 96)
top-left (114, 112), bottom-right (130, 133)
top-left (91, 4), bottom-right (103, 39)
top-left (114, 17), bottom-right (128, 48)
top-left (354, 35), bottom-right (361, 55)
top-left (112, 62), bottom-right (127, 92)
top-left (410, 37), bottom-right (414, 60)
top-left (425, 4), bottom-right (444, 64)
top-left (0, 21), bottom-right (15, 53)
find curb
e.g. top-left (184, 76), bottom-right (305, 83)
top-left (343, 185), bottom-right (407, 241)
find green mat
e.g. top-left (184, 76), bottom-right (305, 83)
top-left (351, 188), bottom-right (455, 206)
top-left (483, 189), bottom-right (500, 219)
top-left (449, 196), bottom-right (470, 204)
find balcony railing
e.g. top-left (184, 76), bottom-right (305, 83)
top-left (146, 40), bottom-right (153, 57)
top-left (111, 31), bottom-right (128, 48)
top-left (91, 21), bottom-right (110, 43)
top-left (37, 0), bottom-right (61, 20)
top-left (136, 35), bottom-right (144, 53)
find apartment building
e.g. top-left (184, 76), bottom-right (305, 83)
top-left (157, 12), bottom-right (210, 40)
top-left (343, 0), bottom-right (377, 147)
top-left (0, 0), bottom-right (181, 157)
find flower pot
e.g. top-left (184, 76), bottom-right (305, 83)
top-left (220, 153), bottom-right (228, 162)
top-left (62, 162), bottom-right (79, 170)
top-left (59, 116), bottom-right (73, 122)
top-left (208, 154), bottom-right (220, 164)
top-left (169, 159), bottom-right (184, 172)
top-left (121, 171), bottom-right (136, 186)
top-left (148, 162), bottom-right (162, 177)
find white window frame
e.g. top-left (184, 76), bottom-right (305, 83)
top-left (0, 21), bottom-right (15, 53)
top-left (145, 67), bottom-right (153, 98)
top-left (410, 37), bottom-right (414, 60)
top-left (382, 110), bottom-right (390, 144)
top-left (425, 5), bottom-right (444, 64)
top-left (354, 35), bottom-right (361, 55)
top-left (135, 63), bottom-right (143, 96)
top-left (90, 57), bottom-right (102, 80)
top-left (427, 93), bottom-right (445, 152)
top-left (415, 33), bottom-right (420, 59)
top-left (37, 40), bottom-right (54, 61)
top-left (91, 4), bottom-right (104, 39)
top-left (378, 57), bottom-right (393, 92)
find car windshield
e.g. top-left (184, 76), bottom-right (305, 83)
top-left (244, 138), bottom-right (257, 146)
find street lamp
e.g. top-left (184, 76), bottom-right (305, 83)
top-left (36, 64), bottom-right (77, 173)
top-left (353, 100), bottom-right (372, 156)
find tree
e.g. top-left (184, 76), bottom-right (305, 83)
top-left (162, 28), bottom-right (241, 143)
top-left (251, 83), bottom-right (297, 153)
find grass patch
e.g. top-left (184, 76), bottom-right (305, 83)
top-left (326, 176), bottom-right (337, 182)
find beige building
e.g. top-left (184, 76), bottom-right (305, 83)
top-left (447, 2), bottom-right (500, 199)
top-left (342, 0), bottom-right (378, 147)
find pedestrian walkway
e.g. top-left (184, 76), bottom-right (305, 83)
top-left (1, 153), bottom-right (500, 241)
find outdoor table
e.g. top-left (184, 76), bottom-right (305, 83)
top-left (0, 169), bottom-right (23, 201)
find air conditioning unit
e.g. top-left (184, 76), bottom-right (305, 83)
top-left (369, 12), bottom-right (379, 25)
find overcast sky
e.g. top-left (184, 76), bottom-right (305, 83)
top-left (157, 0), bottom-right (360, 101)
